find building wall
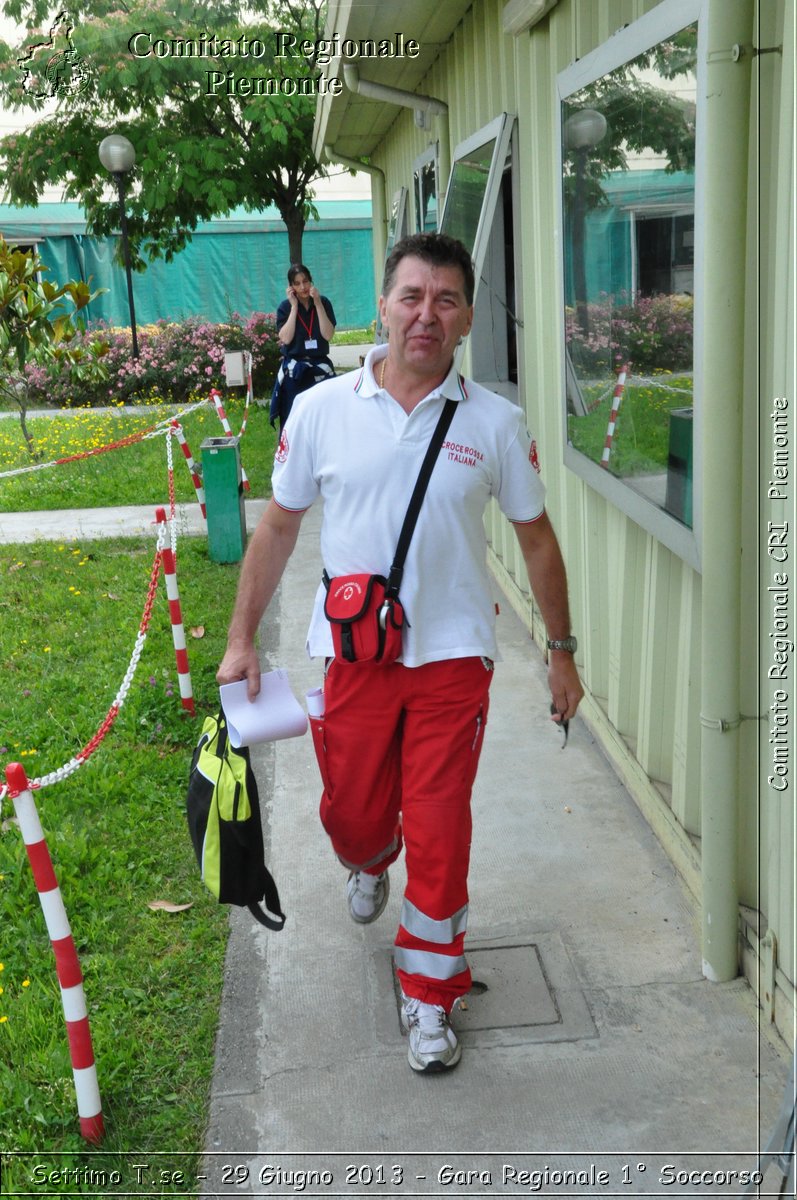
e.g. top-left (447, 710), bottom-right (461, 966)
top-left (369, 0), bottom-right (794, 1045)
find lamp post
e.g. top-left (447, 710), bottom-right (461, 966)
top-left (98, 134), bottom-right (139, 358)
top-left (565, 108), bottom-right (607, 339)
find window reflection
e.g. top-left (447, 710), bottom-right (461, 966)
top-left (376, 188), bottom-right (409, 342)
top-left (440, 138), bottom-right (497, 255)
top-left (385, 187), bottom-right (408, 255)
top-left (414, 156), bottom-right (438, 232)
top-left (562, 23), bottom-right (697, 527)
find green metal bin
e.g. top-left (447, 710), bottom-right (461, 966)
top-left (201, 436), bottom-right (246, 562)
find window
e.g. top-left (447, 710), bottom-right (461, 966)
top-left (376, 187), bottom-right (410, 343)
top-left (439, 114), bottom-right (516, 386)
top-left (413, 146), bottom-right (439, 233)
top-left (558, 0), bottom-right (704, 565)
top-left (385, 186), bottom-right (409, 255)
top-left (469, 150), bottom-right (519, 392)
top-left (439, 114), bottom-right (513, 303)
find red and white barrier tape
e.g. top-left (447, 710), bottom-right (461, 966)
top-left (0, 397), bottom-right (210, 481)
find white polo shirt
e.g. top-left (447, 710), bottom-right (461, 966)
top-left (271, 347), bottom-right (546, 666)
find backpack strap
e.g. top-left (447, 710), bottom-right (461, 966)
top-left (248, 866), bottom-right (286, 931)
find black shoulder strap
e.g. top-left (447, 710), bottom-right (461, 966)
top-left (386, 397), bottom-right (457, 598)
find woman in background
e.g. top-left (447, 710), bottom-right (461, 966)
top-left (270, 264), bottom-right (337, 429)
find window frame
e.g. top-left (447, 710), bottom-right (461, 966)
top-left (439, 112), bottom-right (515, 314)
top-left (375, 187), bottom-right (410, 343)
top-left (556, 0), bottom-right (706, 571)
top-left (413, 144), bottom-right (440, 233)
top-left (468, 121), bottom-right (522, 400)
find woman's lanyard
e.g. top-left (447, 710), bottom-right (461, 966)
top-left (296, 304), bottom-right (316, 345)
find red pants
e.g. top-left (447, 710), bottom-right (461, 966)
top-left (313, 656), bottom-right (492, 1011)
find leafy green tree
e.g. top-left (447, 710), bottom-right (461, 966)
top-left (0, 0), bottom-right (329, 265)
top-left (0, 235), bottom-right (107, 456)
top-left (563, 26), bottom-right (698, 210)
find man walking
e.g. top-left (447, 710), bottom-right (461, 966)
top-left (217, 232), bottom-right (583, 1074)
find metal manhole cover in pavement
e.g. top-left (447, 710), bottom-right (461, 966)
top-left (374, 932), bottom-right (597, 1048)
top-left (455, 944), bottom-right (560, 1029)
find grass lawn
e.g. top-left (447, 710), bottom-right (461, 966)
top-left (0, 412), bottom-right (273, 1185)
top-left (567, 374), bottom-right (693, 477)
top-left (0, 399), bottom-right (278, 513)
top-left (333, 327), bottom-right (372, 345)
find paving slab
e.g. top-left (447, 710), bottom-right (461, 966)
top-left (200, 503), bottom-right (792, 1197)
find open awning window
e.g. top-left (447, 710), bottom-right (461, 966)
top-left (438, 112), bottom-right (514, 307)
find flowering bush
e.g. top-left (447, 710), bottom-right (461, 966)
top-left (566, 292), bottom-right (693, 375)
top-left (22, 312), bottom-right (282, 407)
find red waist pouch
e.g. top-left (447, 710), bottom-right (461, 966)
top-left (323, 573), bottom-right (405, 664)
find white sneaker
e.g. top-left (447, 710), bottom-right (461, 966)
top-left (400, 994), bottom-right (462, 1073)
top-left (346, 870), bottom-right (389, 924)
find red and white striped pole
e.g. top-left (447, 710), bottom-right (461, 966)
top-left (4, 762), bottom-right (104, 1144)
top-left (155, 507), bottom-right (195, 716)
top-left (170, 421), bottom-right (206, 517)
top-left (209, 388), bottom-right (250, 491)
top-left (600, 363), bottom-right (629, 469)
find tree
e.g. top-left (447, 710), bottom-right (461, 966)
top-left (0, 235), bottom-right (107, 457)
top-left (0, 0), bottom-right (330, 265)
top-left (563, 26), bottom-right (698, 212)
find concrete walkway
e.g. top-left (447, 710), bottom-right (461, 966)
top-left (197, 503), bottom-right (791, 1196)
top-left (0, 499), bottom-right (267, 544)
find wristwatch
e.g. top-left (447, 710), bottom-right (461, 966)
top-left (547, 636), bottom-right (578, 653)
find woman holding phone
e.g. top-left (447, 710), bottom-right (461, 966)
top-left (270, 264), bottom-right (337, 429)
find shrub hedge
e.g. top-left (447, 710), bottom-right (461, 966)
top-left (566, 292), bottom-right (693, 376)
top-left (22, 312), bottom-right (282, 408)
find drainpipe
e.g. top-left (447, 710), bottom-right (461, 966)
top-left (699, 0), bottom-right (754, 982)
top-left (323, 144), bottom-right (386, 310)
top-left (342, 63), bottom-right (448, 126)
top-left (342, 63), bottom-right (451, 195)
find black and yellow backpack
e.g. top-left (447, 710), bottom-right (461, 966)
top-left (186, 711), bottom-right (286, 930)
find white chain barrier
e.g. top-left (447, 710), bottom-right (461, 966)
top-left (0, 517), bottom-right (169, 812)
